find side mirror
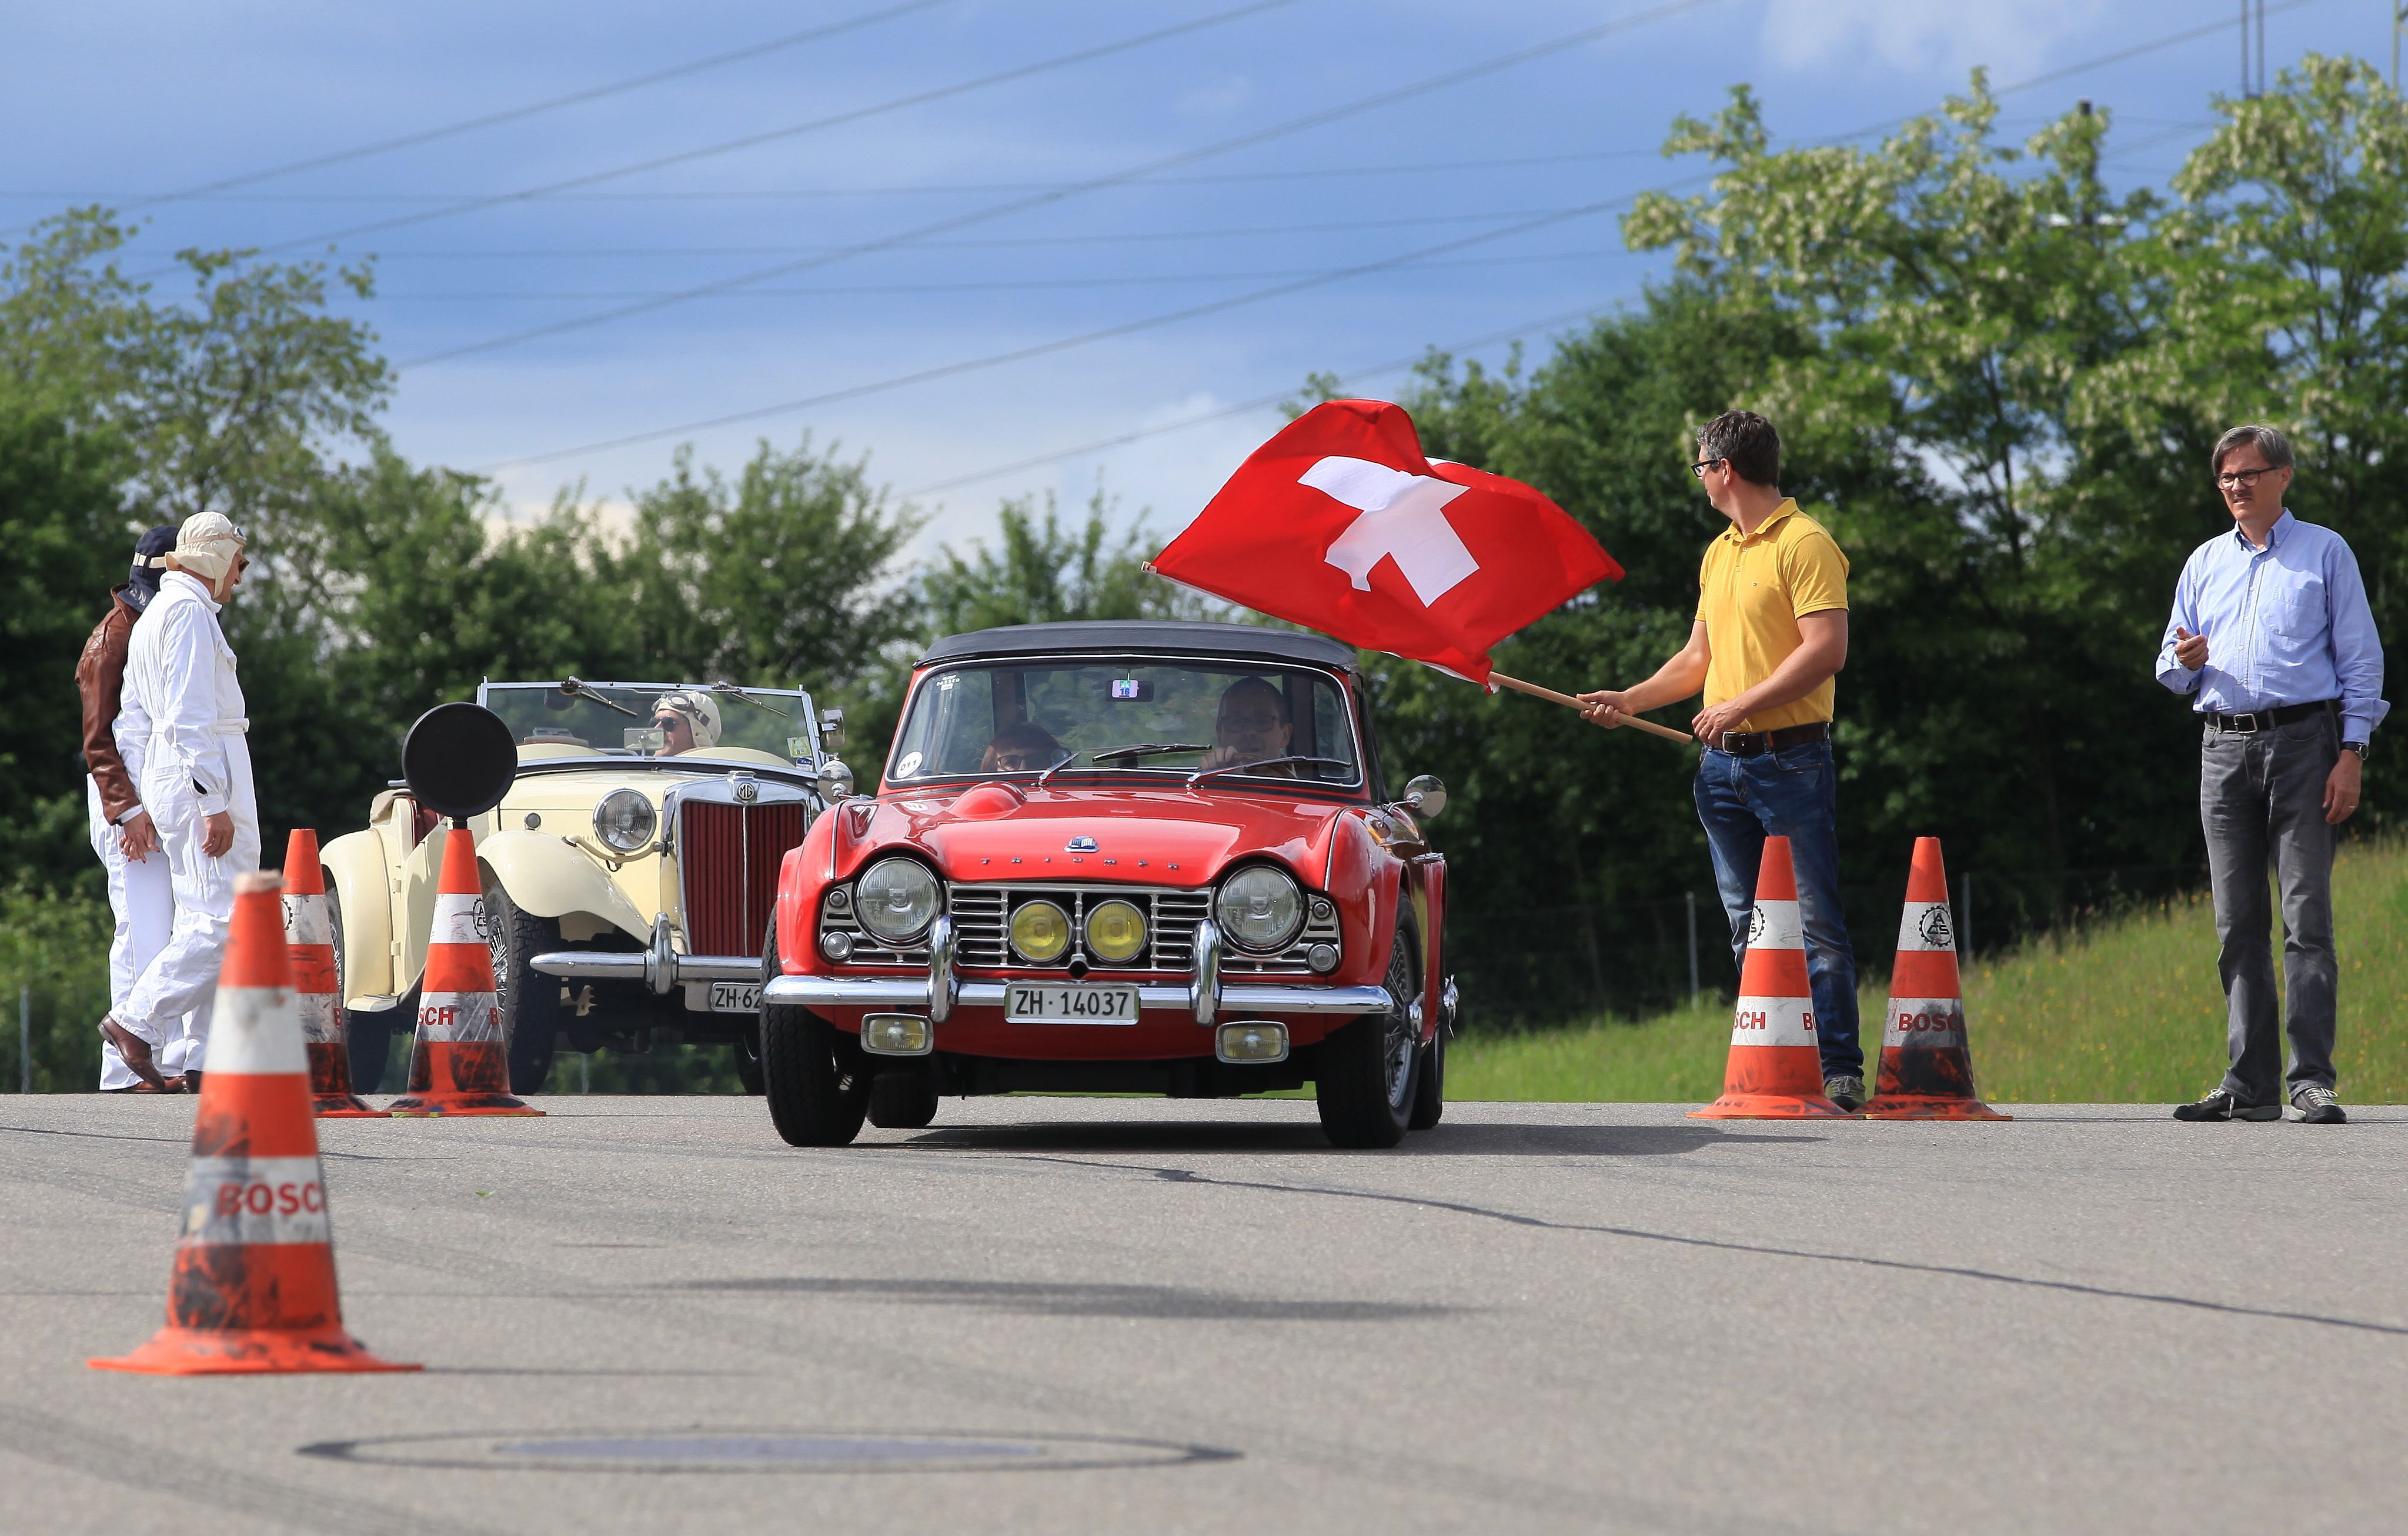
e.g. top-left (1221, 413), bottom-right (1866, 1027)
top-left (816, 756), bottom-right (856, 802)
top-left (1402, 774), bottom-right (1447, 819)
top-left (819, 707), bottom-right (846, 753)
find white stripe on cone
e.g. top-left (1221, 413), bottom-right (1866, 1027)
top-left (1729, 994), bottom-right (1818, 1047)
top-left (178, 1155), bottom-right (333, 1246)
top-left (281, 893), bottom-right (334, 946)
top-left (429, 892), bottom-right (489, 947)
top-left (1883, 997), bottom-right (1968, 1049)
top-left (1895, 900), bottom-right (1956, 953)
top-left (415, 990), bottom-right (501, 1043)
top-left (206, 984), bottom-right (311, 1075)
top-left (1746, 898), bottom-right (1803, 951)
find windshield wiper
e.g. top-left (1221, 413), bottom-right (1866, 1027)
top-left (559, 677), bottom-right (639, 717)
top-left (708, 679), bottom-right (790, 717)
top-left (1037, 742), bottom-right (1208, 786)
top-left (1184, 754), bottom-right (1352, 787)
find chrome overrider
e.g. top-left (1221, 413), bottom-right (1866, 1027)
top-left (760, 907), bottom-right (1390, 1023)
top-left (530, 914), bottom-right (760, 997)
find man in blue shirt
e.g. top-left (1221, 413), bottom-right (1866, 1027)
top-left (2156, 425), bottom-right (2386, 1124)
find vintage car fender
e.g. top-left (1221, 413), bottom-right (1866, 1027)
top-left (476, 829), bottom-right (653, 940)
top-left (322, 827), bottom-right (395, 1004)
top-left (1322, 809), bottom-right (1405, 988)
top-left (1416, 856), bottom-right (1447, 1046)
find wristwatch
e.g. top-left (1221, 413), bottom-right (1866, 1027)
top-left (2343, 740), bottom-right (2370, 761)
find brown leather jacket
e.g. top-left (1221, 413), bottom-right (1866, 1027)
top-left (76, 589), bottom-right (142, 824)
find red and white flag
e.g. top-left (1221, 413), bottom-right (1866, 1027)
top-left (1147, 399), bottom-right (1621, 683)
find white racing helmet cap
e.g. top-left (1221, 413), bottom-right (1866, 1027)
top-left (170, 512), bottom-right (248, 585)
top-left (652, 690), bottom-right (723, 749)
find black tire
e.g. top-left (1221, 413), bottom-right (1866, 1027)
top-left (867, 1070), bottom-right (939, 1129)
top-left (480, 871), bottom-right (562, 1096)
top-left (1410, 1026), bottom-right (1445, 1131)
top-left (1315, 917), bottom-right (1421, 1149)
top-left (326, 876), bottom-right (402, 1093)
top-left (759, 926), bottom-right (867, 1146)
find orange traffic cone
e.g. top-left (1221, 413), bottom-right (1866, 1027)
top-left (386, 827), bottom-right (540, 1117)
top-left (90, 871), bottom-right (418, 1375)
top-left (283, 831), bottom-right (383, 1118)
top-left (1691, 836), bottom-right (1856, 1119)
top-left (1863, 838), bottom-right (2009, 1120)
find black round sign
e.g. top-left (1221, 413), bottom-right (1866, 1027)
top-left (402, 702), bottom-right (517, 819)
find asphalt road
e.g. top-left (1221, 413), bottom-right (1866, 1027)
top-left (3, 1094), bottom-right (2402, 1535)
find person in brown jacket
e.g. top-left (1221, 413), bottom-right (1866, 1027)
top-left (78, 526), bottom-right (185, 1091)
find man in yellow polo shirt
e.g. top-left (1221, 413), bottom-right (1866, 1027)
top-left (1577, 410), bottom-right (1863, 1108)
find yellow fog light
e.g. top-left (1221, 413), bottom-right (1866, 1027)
top-left (1215, 1021), bottom-right (1289, 1064)
top-left (861, 1014), bottom-right (931, 1056)
top-left (1009, 900), bottom-right (1071, 963)
top-left (1083, 899), bottom-right (1147, 964)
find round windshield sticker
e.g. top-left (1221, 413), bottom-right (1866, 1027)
top-left (896, 750), bottom-right (923, 776)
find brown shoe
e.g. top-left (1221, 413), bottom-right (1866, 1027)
top-left (98, 1016), bottom-right (167, 1091)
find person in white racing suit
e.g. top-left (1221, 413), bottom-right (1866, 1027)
top-left (104, 513), bottom-right (260, 1090)
top-left (80, 525), bottom-right (196, 1090)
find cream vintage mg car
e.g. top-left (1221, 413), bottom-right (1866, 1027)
top-left (322, 679), bottom-right (846, 1094)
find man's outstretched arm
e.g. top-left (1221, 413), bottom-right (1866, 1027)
top-left (1578, 622), bottom-right (1712, 727)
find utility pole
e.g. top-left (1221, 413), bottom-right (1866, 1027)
top-left (2240, 0), bottom-right (2267, 98)
top-left (19, 986), bottom-right (29, 1094)
top-left (1685, 891), bottom-right (1700, 1002)
top-left (2396, 1), bottom-right (2406, 93)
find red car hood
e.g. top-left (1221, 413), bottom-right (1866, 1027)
top-left (834, 783), bottom-right (1364, 887)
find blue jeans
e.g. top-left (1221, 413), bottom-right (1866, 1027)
top-left (1694, 740), bottom-right (1862, 1078)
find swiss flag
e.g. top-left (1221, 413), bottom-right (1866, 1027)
top-left (1148, 399), bottom-right (1621, 683)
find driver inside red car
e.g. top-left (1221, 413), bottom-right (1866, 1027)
top-left (1197, 677), bottom-right (1296, 775)
top-left (981, 720), bottom-right (1066, 774)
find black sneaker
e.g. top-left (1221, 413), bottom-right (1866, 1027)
top-left (1823, 1074), bottom-right (1866, 1112)
top-left (2173, 1088), bottom-right (2281, 1121)
top-left (2291, 1086), bottom-right (2347, 1124)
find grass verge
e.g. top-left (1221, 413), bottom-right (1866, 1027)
top-left (1448, 838), bottom-right (2408, 1104)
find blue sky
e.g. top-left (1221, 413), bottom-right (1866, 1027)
top-left (2, 0), bottom-right (2392, 555)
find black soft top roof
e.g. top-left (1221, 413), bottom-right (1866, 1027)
top-left (920, 620), bottom-right (1357, 673)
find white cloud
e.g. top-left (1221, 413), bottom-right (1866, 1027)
top-left (1761, 0), bottom-right (2108, 82)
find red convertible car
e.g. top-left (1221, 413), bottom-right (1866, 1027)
top-left (759, 620), bottom-right (1455, 1148)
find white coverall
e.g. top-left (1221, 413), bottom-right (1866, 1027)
top-left (118, 571), bottom-right (260, 1066)
top-left (87, 780), bottom-right (193, 1088)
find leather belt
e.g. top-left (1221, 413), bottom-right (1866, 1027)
top-left (2203, 700), bottom-right (2334, 734)
top-left (1715, 722), bottom-right (1831, 757)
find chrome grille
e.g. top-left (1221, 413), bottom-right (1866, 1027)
top-left (940, 881), bottom-right (1335, 975)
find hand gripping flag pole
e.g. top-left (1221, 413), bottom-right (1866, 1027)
top-left (90, 870), bottom-right (419, 1375)
top-left (1147, 398), bottom-right (1685, 743)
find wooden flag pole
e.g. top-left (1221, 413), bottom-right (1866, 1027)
top-left (1488, 672), bottom-right (1694, 744)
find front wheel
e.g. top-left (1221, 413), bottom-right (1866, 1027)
top-left (759, 927), bottom-right (868, 1146)
top-left (1314, 919), bottom-right (1421, 1149)
top-left (482, 873), bottom-right (562, 1095)
top-left (326, 878), bottom-right (401, 1093)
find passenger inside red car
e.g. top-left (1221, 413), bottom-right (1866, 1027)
top-left (1197, 677), bottom-right (1297, 775)
top-left (980, 720), bottom-right (1066, 774)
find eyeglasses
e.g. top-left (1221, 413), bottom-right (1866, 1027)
top-left (653, 717), bottom-right (684, 733)
top-left (1691, 458), bottom-right (1727, 478)
top-left (2216, 466), bottom-right (2277, 490)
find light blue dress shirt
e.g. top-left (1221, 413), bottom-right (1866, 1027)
top-left (2156, 510), bottom-right (2389, 740)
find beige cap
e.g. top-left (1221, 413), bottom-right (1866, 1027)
top-left (652, 690), bottom-right (723, 749)
top-left (171, 512), bottom-right (248, 583)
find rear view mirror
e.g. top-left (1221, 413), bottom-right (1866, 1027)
top-left (1402, 774), bottom-right (1447, 819)
top-left (624, 727), bottom-right (668, 754)
top-left (819, 707), bottom-right (846, 752)
top-left (1108, 677), bottom-right (1155, 702)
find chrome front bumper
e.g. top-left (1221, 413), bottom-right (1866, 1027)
top-left (531, 916), bottom-right (757, 996)
top-left (757, 974), bottom-right (1391, 1018)
top-left (759, 916), bottom-right (1387, 1023)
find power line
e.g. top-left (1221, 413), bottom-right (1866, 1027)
top-left (403, 0), bottom-right (1726, 369)
top-left (145, 0), bottom-right (1312, 271)
top-left (856, 11), bottom-right (2334, 503)
top-left (9, 147), bottom-right (1663, 205)
top-left (351, 249), bottom-right (1638, 303)
top-left (896, 300), bottom-right (1622, 500)
top-left (469, 189), bottom-right (1680, 472)
top-left (0, 0), bottom-right (953, 238)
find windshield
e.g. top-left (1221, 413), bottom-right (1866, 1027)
top-left (887, 659), bottom-right (1361, 790)
top-left (479, 681), bottom-right (817, 764)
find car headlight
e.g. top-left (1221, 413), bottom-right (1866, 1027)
top-left (593, 789), bottom-right (657, 854)
top-left (1010, 899), bottom-right (1071, 963)
top-left (1084, 899), bottom-right (1147, 964)
top-left (1215, 866), bottom-right (1303, 952)
top-left (855, 857), bottom-right (940, 944)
